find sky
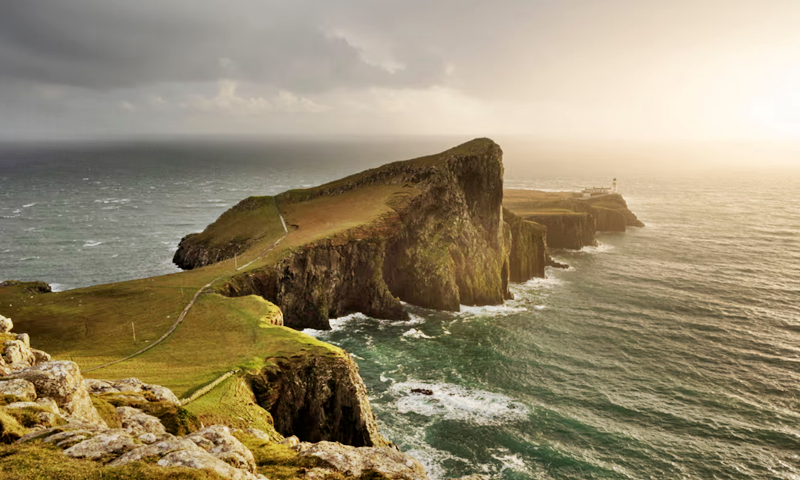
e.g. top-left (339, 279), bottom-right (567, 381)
top-left (2, 0), bottom-right (800, 142)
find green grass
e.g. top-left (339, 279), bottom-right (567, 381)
top-left (0, 410), bottom-right (26, 443)
top-left (0, 442), bottom-right (228, 479)
top-left (186, 196), bottom-right (281, 250)
top-left (184, 376), bottom-right (280, 437)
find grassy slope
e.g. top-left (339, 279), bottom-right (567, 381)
top-left (185, 196), bottom-right (280, 250)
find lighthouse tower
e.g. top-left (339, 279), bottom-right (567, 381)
top-left (612, 178), bottom-right (618, 193)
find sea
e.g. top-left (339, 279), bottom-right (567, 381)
top-left (1, 138), bottom-right (799, 479)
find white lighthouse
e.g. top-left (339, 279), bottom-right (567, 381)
top-left (612, 178), bottom-right (618, 193)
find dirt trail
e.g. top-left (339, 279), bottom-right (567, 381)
top-left (86, 201), bottom-right (288, 373)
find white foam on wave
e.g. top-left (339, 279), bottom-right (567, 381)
top-left (19, 256), bottom-right (39, 262)
top-left (579, 243), bottom-right (614, 254)
top-left (534, 305), bottom-right (546, 311)
top-left (457, 304), bottom-right (526, 317)
top-left (22, 203), bottom-right (36, 208)
top-left (50, 283), bottom-right (68, 292)
top-left (83, 241), bottom-right (103, 248)
top-left (379, 313), bottom-right (426, 327)
top-left (390, 380), bottom-right (530, 425)
top-left (302, 312), bottom-right (370, 338)
top-left (402, 328), bottom-right (433, 339)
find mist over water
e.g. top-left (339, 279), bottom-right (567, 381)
top-left (2, 139), bottom-right (800, 478)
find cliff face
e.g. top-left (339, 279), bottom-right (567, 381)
top-left (503, 208), bottom-right (548, 282)
top-left (525, 213), bottom-right (597, 250)
top-left (582, 193), bottom-right (644, 228)
top-left (248, 354), bottom-right (388, 447)
top-left (218, 139), bottom-right (516, 329)
top-left (219, 238), bottom-right (407, 330)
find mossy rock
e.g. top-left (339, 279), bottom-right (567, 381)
top-left (0, 410), bottom-right (26, 444)
top-left (93, 393), bottom-right (200, 435)
top-left (0, 441), bottom-right (229, 479)
top-left (91, 396), bottom-right (122, 429)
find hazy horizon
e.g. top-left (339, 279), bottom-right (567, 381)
top-left (2, 0), bottom-right (800, 158)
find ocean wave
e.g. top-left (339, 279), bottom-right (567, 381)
top-left (50, 283), bottom-right (68, 292)
top-left (578, 243), bottom-right (615, 254)
top-left (379, 313), bottom-right (426, 327)
top-left (22, 203), bottom-right (36, 208)
top-left (457, 304), bottom-right (526, 318)
top-left (402, 328), bottom-right (434, 339)
top-left (83, 241), bottom-right (103, 248)
top-left (390, 380), bottom-right (530, 425)
top-left (19, 256), bottom-right (39, 262)
top-left (302, 312), bottom-right (371, 338)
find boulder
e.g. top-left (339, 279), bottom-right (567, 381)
top-left (15, 361), bottom-right (106, 426)
top-left (36, 397), bottom-right (59, 414)
top-left (85, 378), bottom-right (180, 406)
top-left (187, 425), bottom-right (257, 473)
top-left (3, 401), bottom-right (63, 428)
top-left (109, 436), bottom-right (206, 466)
top-left (245, 428), bottom-right (272, 442)
top-left (15, 333), bottom-right (30, 347)
top-left (158, 449), bottom-right (266, 480)
top-left (63, 430), bottom-right (137, 460)
top-left (0, 315), bottom-right (12, 334)
top-left (295, 441), bottom-right (428, 480)
top-left (138, 432), bottom-right (158, 444)
top-left (0, 378), bottom-right (37, 402)
top-left (279, 435), bottom-right (300, 447)
top-left (3, 340), bottom-right (35, 367)
top-left (31, 349), bottom-right (51, 364)
top-left (116, 406), bottom-right (166, 436)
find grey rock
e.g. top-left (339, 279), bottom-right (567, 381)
top-left (109, 437), bottom-right (205, 466)
top-left (116, 406), bottom-right (166, 436)
top-left (0, 315), bottom-right (12, 333)
top-left (15, 333), bottom-right (30, 347)
top-left (295, 441), bottom-right (428, 480)
top-left (64, 430), bottom-right (137, 460)
top-left (187, 425), bottom-right (257, 473)
top-left (157, 449), bottom-right (267, 480)
top-left (279, 435), bottom-right (300, 447)
top-left (15, 361), bottom-right (106, 426)
top-left (31, 349), bottom-right (51, 364)
top-left (138, 432), bottom-right (158, 444)
top-left (3, 340), bottom-right (35, 366)
top-left (0, 378), bottom-right (37, 402)
top-left (245, 428), bottom-right (272, 442)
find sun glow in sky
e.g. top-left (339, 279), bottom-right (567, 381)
top-left (1, 0), bottom-right (800, 144)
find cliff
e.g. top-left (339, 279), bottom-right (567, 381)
top-left (248, 354), bottom-right (389, 447)
top-left (523, 212), bottom-right (597, 250)
top-left (211, 139), bottom-right (518, 330)
top-left (504, 190), bottom-right (643, 250)
top-left (502, 208), bottom-right (548, 282)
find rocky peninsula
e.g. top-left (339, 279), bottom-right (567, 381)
top-left (0, 139), bottom-right (641, 479)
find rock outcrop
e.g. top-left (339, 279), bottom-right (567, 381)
top-left (503, 208), bottom-right (548, 282)
top-left (14, 361), bottom-right (107, 426)
top-left (248, 353), bottom-right (388, 447)
top-left (294, 440), bottom-right (428, 480)
top-left (524, 213), bottom-right (597, 250)
top-left (214, 139), bottom-right (516, 330)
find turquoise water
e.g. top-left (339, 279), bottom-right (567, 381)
top-left (2, 141), bottom-right (800, 478)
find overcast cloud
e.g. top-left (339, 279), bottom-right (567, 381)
top-left (2, 0), bottom-right (800, 140)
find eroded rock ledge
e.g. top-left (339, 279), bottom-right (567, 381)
top-left (0, 312), bottom-right (426, 480)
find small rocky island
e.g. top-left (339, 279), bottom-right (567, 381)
top-left (0, 139), bottom-right (641, 479)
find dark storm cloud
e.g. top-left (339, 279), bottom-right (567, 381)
top-left (0, 0), bottom-right (446, 92)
